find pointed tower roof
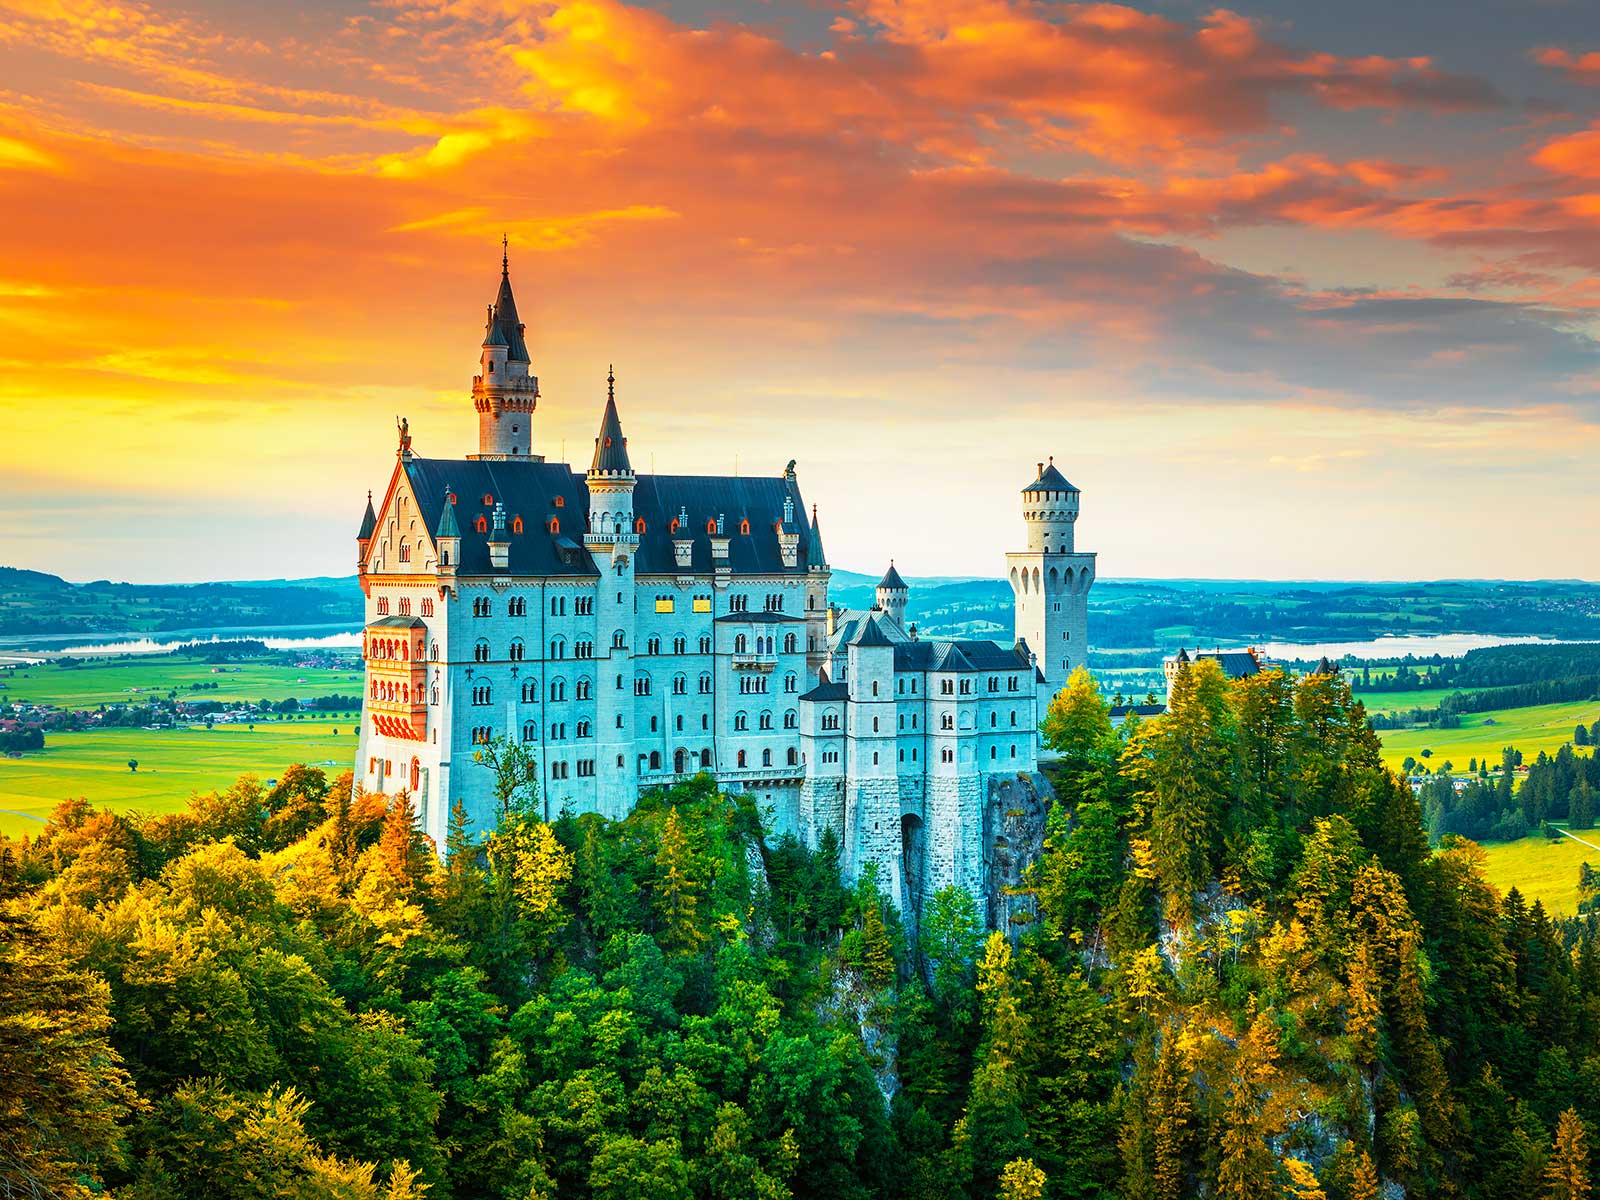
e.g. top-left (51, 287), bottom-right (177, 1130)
top-left (878, 561), bottom-right (907, 591)
top-left (1022, 458), bottom-right (1077, 493)
top-left (850, 614), bottom-right (893, 648)
top-left (807, 504), bottom-right (827, 567)
top-left (1174, 647), bottom-right (1190, 664)
top-left (482, 304), bottom-right (507, 349)
top-left (489, 241), bottom-right (530, 362)
top-left (436, 487), bottom-right (460, 539)
top-left (357, 491), bottom-right (377, 541)
top-left (589, 367), bottom-right (633, 476)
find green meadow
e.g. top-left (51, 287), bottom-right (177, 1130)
top-left (0, 654), bottom-right (362, 709)
top-left (0, 721), bottom-right (359, 838)
top-left (1476, 831), bottom-right (1599, 916)
top-left (1372, 698), bottom-right (1600, 774)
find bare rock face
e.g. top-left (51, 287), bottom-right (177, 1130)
top-left (981, 770), bottom-right (1055, 935)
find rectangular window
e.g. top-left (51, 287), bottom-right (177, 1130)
top-left (692, 596), bottom-right (712, 613)
top-left (656, 596), bottom-right (675, 613)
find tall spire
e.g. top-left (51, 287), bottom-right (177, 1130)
top-left (357, 490), bottom-right (377, 542)
top-left (489, 242), bottom-right (529, 362)
top-left (589, 368), bottom-right (633, 476)
top-left (807, 503), bottom-right (827, 568)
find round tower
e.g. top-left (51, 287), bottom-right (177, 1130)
top-left (1022, 457), bottom-right (1079, 554)
top-left (875, 561), bottom-right (908, 631)
top-left (470, 240), bottom-right (541, 460)
top-left (1007, 456), bottom-right (1095, 701)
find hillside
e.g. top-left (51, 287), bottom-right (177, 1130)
top-left (2, 663), bottom-right (1597, 1198)
top-left (0, 569), bottom-right (363, 637)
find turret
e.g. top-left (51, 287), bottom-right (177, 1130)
top-left (875, 561), bottom-right (908, 631)
top-left (357, 490), bottom-right (377, 573)
top-left (435, 486), bottom-right (460, 589)
top-left (470, 239), bottom-right (541, 460)
top-left (1021, 457), bottom-right (1080, 554)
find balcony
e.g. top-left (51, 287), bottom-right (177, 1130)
top-left (731, 653), bottom-right (778, 672)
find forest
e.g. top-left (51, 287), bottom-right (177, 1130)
top-left (2, 660), bottom-right (1597, 1199)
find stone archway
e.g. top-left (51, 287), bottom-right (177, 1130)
top-left (900, 813), bottom-right (926, 920)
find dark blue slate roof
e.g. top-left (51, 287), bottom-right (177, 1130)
top-left (878, 562), bottom-right (907, 590)
top-left (892, 639), bottom-right (1033, 673)
top-left (800, 681), bottom-right (849, 702)
top-left (404, 458), bottom-right (822, 579)
top-left (1022, 462), bottom-right (1077, 493)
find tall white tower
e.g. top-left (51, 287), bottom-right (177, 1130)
top-left (470, 241), bottom-right (541, 460)
top-left (1007, 458), bottom-right (1094, 701)
top-left (586, 368), bottom-right (638, 818)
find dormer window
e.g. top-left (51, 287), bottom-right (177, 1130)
top-left (475, 516), bottom-right (488, 533)
top-left (739, 519), bottom-right (751, 535)
top-left (548, 517), bottom-right (560, 534)
top-left (706, 518), bottom-right (717, 534)
top-left (635, 517), bottom-right (646, 534)
top-left (554, 496), bottom-right (564, 508)
top-left (482, 494), bottom-right (493, 506)
top-left (670, 518), bottom-right (680, 534)
top-left (511, 516), bottom-right (524, 534)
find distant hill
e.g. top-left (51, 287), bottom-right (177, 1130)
top-left (6, 565), bottom-right (1599, 655)
top-left (0, 569), bottom-right (363, 639)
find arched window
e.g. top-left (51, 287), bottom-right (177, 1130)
top-left (474, 639), bottom-right (490, 662)
top-left (673, 636), bottom-right (686, 654)
top-left (612, 629), bottom-right (626, 648)
top-left (376, 597), bottom-right (390, 615)
top-left (550, 679), bottom-right (567, 702)
top-left (398, 540), bottom-right (410, 563)
top-left (548, 517), bottom-right (560, 534)
top-left (672, 674), bottom-right (687, 695)
top-left (549, 638), bottom-right (566, 659)
top-left (575, 677), bottom-right (591, 700)
top-left (421, 598), bottom-right (434, 617)
top-left (762, 748), bottom-right (772, 767)
top-left (521, 681), bottom-right (538, 702)
top-left (522, 721), bottom-right (537, 741)
top-left (635, 517), bottom-right (646, 533)
top-left (759, 711), bottom-right (773, 730)
top-left (739, 519), bottom-right (750, 535)
top-left (737, 750), bottom-right (747, 768)
top-left (735, 711), bottom-right (748, 731)
top-left (577, 720), bottom-right (591, 738)
top-left (649, 750), bottom-right (661, 771)
top-left (784, 710), bottom-right (797, 729)
top-left (784, 673), bottom-right (796, 693)
top-left (735, 634), bottom-right (747, 654)
top-left (554, 495), bottom-right (564, 508)
top-left (784, 633), bottom-right (797, 654)
top-left (699, 673), bottom-right (713, 694)
top-left (706, 518), bottom-right (717, 534)
top-left (475, 516), bottom-right (488, 533)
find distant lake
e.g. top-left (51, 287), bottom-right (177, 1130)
top-left (1252, 633), bottom-right (1579, 663)
top-left (0, 622), bottom-right (362, 661)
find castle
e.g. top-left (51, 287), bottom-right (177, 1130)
top-left (355, 252), bottom-right (1094, 915)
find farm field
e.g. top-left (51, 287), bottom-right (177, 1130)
top-left (0, 720), bottom-right (358, 838)
top-left (1371, 698), bottom-right (1600, 773)
top-left (0, 653), bottom-right (362, 708)
top-left (1353, 686), bottom-right (1507, 715)
top-left (1476, 832), bottom-right (1598, 916)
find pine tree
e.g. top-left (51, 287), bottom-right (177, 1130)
top-left (1345, 1147), bottom-right (1380, 1200)
top-left (378, 791), bottom-right (429, 889)
top-left (654, 807), bottom-right (706, 953)
top-left (861, 899), bottom-right (896, 990)
top-left (1571, 777), bottom-right (1595, 832)
top-left (1040, 666), bottom-right (1115, 787)
top-left (1547, 1109), bottom-right (1592, 1200)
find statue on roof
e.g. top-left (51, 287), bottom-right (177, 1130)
top-left (397, 416), bottom-right (411, 454)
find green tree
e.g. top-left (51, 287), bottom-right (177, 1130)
top-left (653, 806), bottom-right (706, 953)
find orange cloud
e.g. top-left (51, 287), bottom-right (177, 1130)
top-left (1533, 47), bottom-right (1600, 86)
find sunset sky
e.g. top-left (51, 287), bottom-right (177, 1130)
top-left (1, 0), bottom-right (1598, 584)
